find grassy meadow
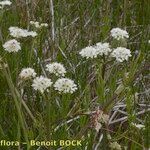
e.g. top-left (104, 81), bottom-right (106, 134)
top-left (0, 0), bottom-right (150, 150)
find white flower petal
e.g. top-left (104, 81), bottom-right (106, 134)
top-left (32, 76), bottom-right (53, 93)
top-left (110, 28), bottom-right (129, 40)
top-left (46, 62), bottom-right (66, 77)
top-left (3, 39), bottom-right (21, 53)
top-left (54, 78), bottom-right (77, 94)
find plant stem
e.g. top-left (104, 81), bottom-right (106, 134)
top-left (47, 99), bottom-right (51, 140)
top-left (15, 88), bottom-right (36, 123)
top-left (42, 93), bottom-right (51, 141)
top-left (2, 63), bottom-right (30, 150)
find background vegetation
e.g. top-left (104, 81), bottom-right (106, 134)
top-left (0, 0), bottom-right (150, 150)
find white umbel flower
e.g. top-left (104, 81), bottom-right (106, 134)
top-left (79, 46), bottom-right (98, 59)
top-left (32, 76), bottom-right (53, 93)
top-left (111, 47), bottom-right (131, 62)
top-left (40, 23), bottom-right (48, 27)
top-left (54, 78), bottom-right (77, 94)
top-left (0, 0), bottom-right (12, 6)
top-left (3, 39), bottom-right (21, 53)
top-left (95, 42), bottom-right (112, 56)
top-left (30, 21), bottom-right (48, 28)
top-left (131, 123), bottom-right (145, 129)
top-left (9, 26), bottom-right (37, 38)
top-left (110, 142), bottom-right (122, 150)
top-left (46, 62), bottom-right (66, 77)
top-left (19, 68), bottom-right (36, 79)
top-left (9, 27), bottom-right (26, 38)
top-left (30, 21), bottom-right (40, 28)
top-left (110, 28), bottom-right (129, 40)
top-left (27, 31), bottom-right (37, 37)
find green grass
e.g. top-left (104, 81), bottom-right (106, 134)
top-left (0, 0), bottom-right (150, 150)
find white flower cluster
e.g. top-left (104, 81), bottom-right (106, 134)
top-left (79, 46), bottom-right (99, 59)
top-left (54, 78), bottom-right (77, 94)
top-left (46, 62), bottom-right (66, 77)
top-left (79, 43), bottom-right (112, 59)
top-left (0, 0), bottom-right (12, 7)
top-left (79, 27), bottom-right (131, 62)
top-left (19, 62), bottom-right (77, 94)
top-left (30, 21), bottom-right (48, 28)
top-left (19, 68), bottom-right (36, 79)
top-left (131, 123), bottom-right (145, 129)
top-left (32, 76), bottom-right (53, 93)
top-left (111, 47), bottom-right (131, 62)
top-left (2, 26), bottom-right (37, 53)
top-left (3, 39), bottom-right (21, 52)
top-left (3, 26), bottom-right (37, 53)
top-left (9, 26), bottom-right (37, 38)
top-left (110, 142), bottom-right (122, 150)
top-left (95, 42), bottom-right (112, 56)
top-left (110, 28), bottom-right (129, 40)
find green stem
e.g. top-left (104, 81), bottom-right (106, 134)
top-left (15, 88), bottom-right (36, 123)
top-left (42, 93), bottom-right (51, 141)
top-left (96, 59), bottom-right (105, 104)
top-left (29, 39), bottom-right (36, 65)
top-left (46, 98), bottom-right (51, 140)
top-left (0, 125), bottom-right (5, 137)
top-left (2, 63), bottom-right (30, 150)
